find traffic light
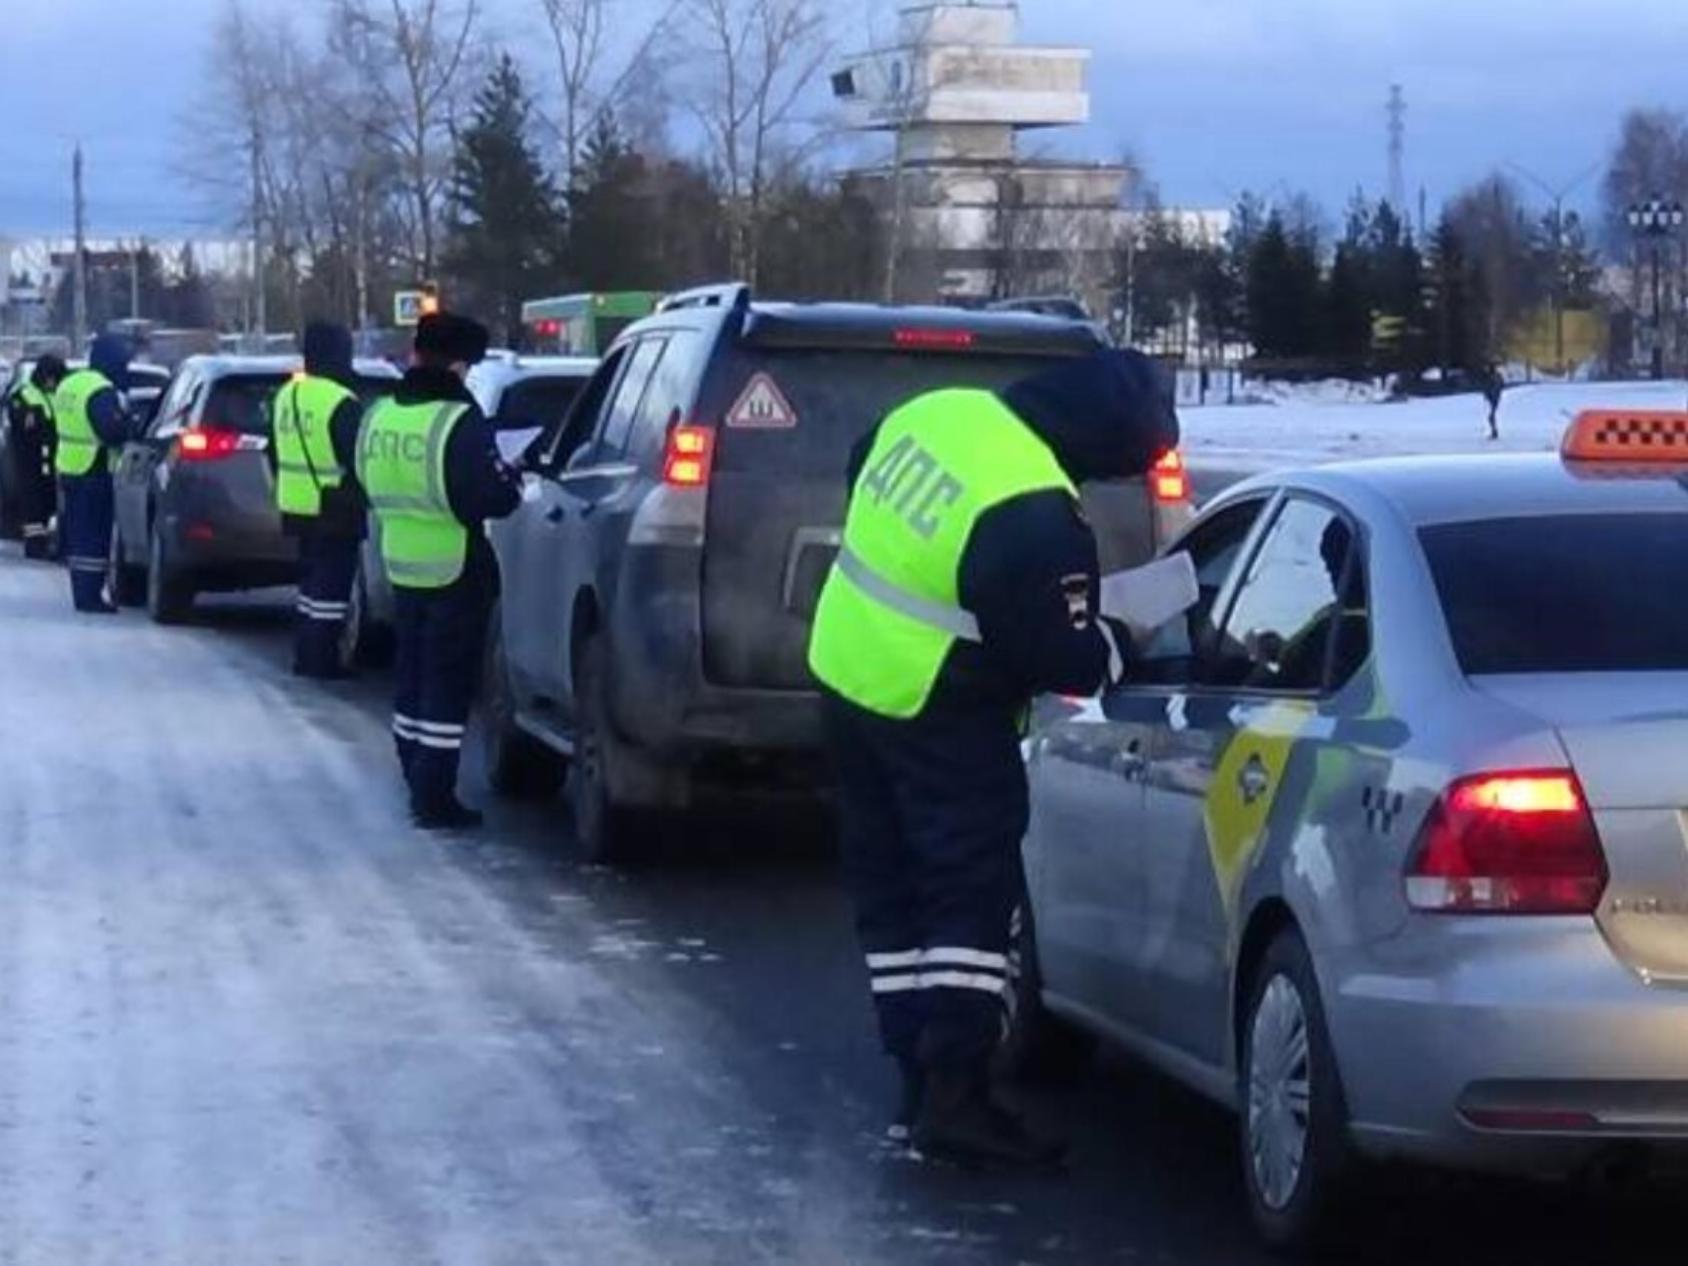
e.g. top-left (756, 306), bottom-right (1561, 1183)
top-left (420, 281), bottom-right (441, 318)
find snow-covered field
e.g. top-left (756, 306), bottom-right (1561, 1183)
top-left (1182, 379), bottom-right (1688, 471)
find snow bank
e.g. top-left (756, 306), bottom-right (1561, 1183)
top-left (1182, 379), bottom-right (1688, 471)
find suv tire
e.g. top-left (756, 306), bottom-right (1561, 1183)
top-left (569, 633), bottom-right (641, 864)
top-left (478, 606), bottom-right (566, 799)
top-left (146, 519), bottom-right (194, 625)
top-left (1239, 928), bottom-right (1353, 1255)
top-left (998, 902), bottom-right (1096, 1082)
top-left (109, 521), bottom-right (147, 607)
top-left (339, 557), bottom-right (396, 672)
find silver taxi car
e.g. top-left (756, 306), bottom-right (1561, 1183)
top-left (1016, 411), bottom-right (1688, 1250)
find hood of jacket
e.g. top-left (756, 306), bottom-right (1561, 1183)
top-left (88, 334), bottom-right (132, 393)
top-left (999, 348), bottom-right (1180, 485)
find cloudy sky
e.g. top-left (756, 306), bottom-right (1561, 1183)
top-left (0, 0), bottom-right (1683, 239)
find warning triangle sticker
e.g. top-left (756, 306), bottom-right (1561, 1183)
top-left (726, 373), bottom-right (799, 430)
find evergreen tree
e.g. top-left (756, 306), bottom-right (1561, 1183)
top-left (566, 114), bottom-right (659, 290)
top-left (444, 55), bottom-right (567, 343)
top-left (1246, 213), bottom-right (1320, 359)
top-left (1428, 214), bottom-right (1489, 372)
top-left (1318, 243), bottom-right (1371, 366)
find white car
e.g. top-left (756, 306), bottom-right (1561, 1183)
top-left (342, 352), bottom-right (598, 670)
top-left (1015, 408), bottom-right (1688, 1250)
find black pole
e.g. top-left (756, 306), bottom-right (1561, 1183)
top-left (1654, 240), bottom-right (1666, 381)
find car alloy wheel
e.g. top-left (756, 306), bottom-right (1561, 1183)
top-left (1246, 974), bottom-right (1311, 1212)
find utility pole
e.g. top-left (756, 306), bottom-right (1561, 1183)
top-left (130, 239), bottom-right (142, 321)
top-left (71, 143), bottom-right (88, 351)
top-left (1510, 162), bottom-right (1598, 375)
top-left (249, 129), bottom-right (267, 344)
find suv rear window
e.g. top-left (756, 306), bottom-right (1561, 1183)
top-left (707, 350), bottom-right (1071, 476)
top-left (206, 372), bottom-right (393, 434)
top-left (1421, 513), bottom-right (1688, 673)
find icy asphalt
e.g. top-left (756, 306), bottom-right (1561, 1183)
top-left (0, 547), bottom-right (1681, 1266)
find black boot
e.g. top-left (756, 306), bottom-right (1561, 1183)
top-left (412, 796), bottom-right (484, 832)
top-left (887, 1058), bottom-right (925, 1145)
top-left (912, 1063), bottom-right (1066, 1172)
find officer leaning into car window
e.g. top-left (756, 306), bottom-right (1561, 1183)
top-left (53, 335), bottom-right (139, 613)
top-left (7, 354), bottom-right (67, 559)
top-left (808, 347), bottom-right (1179, 1171)
top-left (356, 313), bottom-right (519, 831)
top-left (272, 321), bottom-right (368, 679)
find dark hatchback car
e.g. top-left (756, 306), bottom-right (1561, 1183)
top-left (478, 284), bottom-right (1193, 861)
top-left (0, 359), bottom-right (170, 540)
top-left (111, 355), bottom-right (400, 622)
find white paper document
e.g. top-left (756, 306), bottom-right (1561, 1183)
top-left (1100, 552), bottom-right (1200, 637)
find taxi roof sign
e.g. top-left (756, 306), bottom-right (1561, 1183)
top-left (1562, 409), bottom-right (1688, 464)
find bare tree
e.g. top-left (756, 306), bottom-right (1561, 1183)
top-left (685, 0), bottom-right (830, 284)
top-left (332, 0), bottom-right (482, 278)
top-left (538, 0), bottom-right (683, 190)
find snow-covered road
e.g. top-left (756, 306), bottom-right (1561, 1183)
top-left (0, 548), bottom-right (1677, 1264)
top-left (1182, 379), bottom-right (1688, 473)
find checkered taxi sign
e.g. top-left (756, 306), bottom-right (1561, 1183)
top-left (1563, 409), bottom-right (1688, 463)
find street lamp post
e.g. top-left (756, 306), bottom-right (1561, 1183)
top-left (1627, 196), bottom-right (1686, 380)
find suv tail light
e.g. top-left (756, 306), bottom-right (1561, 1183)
top-left (1152, 449), bottom-right (1189, 503)
top-left (176, 425), bottom-right (242, 462)
top-left (663, 425), bottom-right (714, 487)
top-left (1405, 771), bottom-right (1607, 915)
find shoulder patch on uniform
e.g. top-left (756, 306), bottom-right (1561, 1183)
top-left (726, 373), bottom-right (798, 430)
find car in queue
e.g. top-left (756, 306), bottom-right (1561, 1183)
top-left (1013, 410), bottom-right (1688, 1250)
top-left (111, 355), bottom-right (399, 623)
top-left (0, 359), bottom-right (170, 541)
top-left (343, 351), bottom-right (597, 671)
top-left (477, 283), bottom-right (1195, 862)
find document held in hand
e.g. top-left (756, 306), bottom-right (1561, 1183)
top-left (1100, 551), bottom-right (1200, 638)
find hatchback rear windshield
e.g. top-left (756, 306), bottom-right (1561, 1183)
top-left (206, 373), bottom-right (394, 434)
top-left (1421, 513), bottom-right (1688, 673)
top-left (709, 350), bottom-right (1071, 476)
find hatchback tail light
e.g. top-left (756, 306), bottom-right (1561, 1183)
top-left (176, 425), bottom-right (242, 462)
top-left (1152, 449), bottom-right (1189, 503)
top-left (662, 425), bottom-right (714, 488)
top-left (1405, 771), bottom-right (1607, 915)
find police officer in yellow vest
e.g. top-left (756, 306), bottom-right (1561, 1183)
top-left (6, 354), bottom-right (66, 558)
top-left (272, 321), bottom-right (368, 678)
top-left (808, 348), bottom-right (1178, 1170)
top-left (54, 334), bottom-right (138, 613)
top-left (357, 313), bottom-right (519, 831)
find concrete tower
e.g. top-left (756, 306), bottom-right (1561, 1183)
top-left (834, 2), bottom-right (1133, 310)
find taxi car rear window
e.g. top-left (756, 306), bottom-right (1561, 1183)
top-left (1422, 513), bottom-right (1688, 674)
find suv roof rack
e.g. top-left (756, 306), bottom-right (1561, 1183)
top-left (657, 282), bottom-right (752, 314)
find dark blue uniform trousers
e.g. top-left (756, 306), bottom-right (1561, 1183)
top-left (293, 533), bottom-right (360, 677)
top-left (59, 472), bottom-right (114, 610)
top-left (824, 692), bottom-right (1029, 1071)
top-left (392, 551), bottom-right (496, 814)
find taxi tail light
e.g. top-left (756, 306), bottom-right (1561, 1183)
top-left (1152, 449), bottom-right (1190, 503)
top-left (662, 424), bottom-right (714, 488)
top-left (1405, 771), bottom-right (1607, 915)
top-left (175, 424), bottom-right (242, 462)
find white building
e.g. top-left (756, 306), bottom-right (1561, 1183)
top-left (833, 1), bottom-right (1135, 312)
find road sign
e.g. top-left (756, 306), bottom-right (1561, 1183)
top-left (394, 290), bottom-right (425, 327)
